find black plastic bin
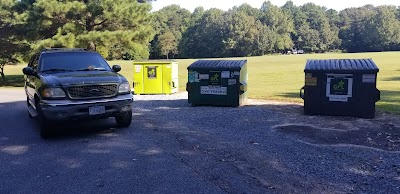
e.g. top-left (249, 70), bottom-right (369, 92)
top-left (186, 60), bottom-right (248, 107)
top-left (300, 59), bottom-right (380, 118)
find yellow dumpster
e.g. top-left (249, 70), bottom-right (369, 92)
top-left (132, 60), bottom-right (179, 95)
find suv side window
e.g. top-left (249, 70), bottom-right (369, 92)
top-left (29, 54), bottom-right (39, 71)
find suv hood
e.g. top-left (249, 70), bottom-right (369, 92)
top-left (42, 71), bottom-right (126, 86)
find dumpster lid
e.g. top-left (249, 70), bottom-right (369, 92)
top-left (133, 60), bottom-right (177, 64)
top-left (188, 60), bottom-right (247, 70)
top-left (305, 59), bottom-right (379, 72)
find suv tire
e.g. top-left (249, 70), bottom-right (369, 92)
top-left (36, 101), bottom-right (53, 138)
top-left (115, 110), bottom-right (132, 127)
top-left (27, 98), bottom-right (34, 119)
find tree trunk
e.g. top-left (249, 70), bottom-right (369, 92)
top-left (0, 65), bottom-right (5, 83)
top-left (87, 41), bottom-right (96, 51)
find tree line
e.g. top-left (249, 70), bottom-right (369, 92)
top-left (152, 2), bottom-right (400, 59)
top-left (1, 0), bottom-right (400, 66)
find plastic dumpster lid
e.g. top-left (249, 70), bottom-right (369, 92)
top-left (133, 60), bottom-right (177, 64)
top-left (304, 59), bottom-right (379, 72)
top-left (187, 60), bottom-right (247, 70)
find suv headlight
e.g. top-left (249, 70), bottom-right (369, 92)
top-left (118, 83), bottom-right (131, 94)
top-left (42, 88), bottom-right (66, 98)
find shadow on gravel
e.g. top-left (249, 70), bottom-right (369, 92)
top-left (43, 119), bottom-right (125, 140)
top-left (0, 99), bottom-right (127, 140)
top-left (132, 99), bottom-right (190, 109)
top-left (130, 97), bottom-right (400, 193)
top-left (244, 103), bottom-right (303, 114)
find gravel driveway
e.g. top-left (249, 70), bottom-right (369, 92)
top-left (133, 92), bottom-right (400, 194)
top-left (1, 89), bottom-right (399, 193)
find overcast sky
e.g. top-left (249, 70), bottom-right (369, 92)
top-left (151, 0), bottom-right (399, 12)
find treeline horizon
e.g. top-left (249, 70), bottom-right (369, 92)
top-left (1, 0), bottom-right (400, 64)
top-left (151, 1), bottom-right (400, 59)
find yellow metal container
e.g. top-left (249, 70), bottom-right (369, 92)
top-left (133, 60), bottom-right (179, 94)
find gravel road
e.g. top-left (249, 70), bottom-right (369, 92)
top-left (133, 92), bottom-right (400, 194)
top-left (1, 89), bottom-right (400, 193)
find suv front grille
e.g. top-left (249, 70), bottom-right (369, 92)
top-left (67, 84), bottom-right (118, 99)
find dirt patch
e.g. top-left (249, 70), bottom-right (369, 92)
top-left (246, 99), bottom-right (400, 151)
top-left (276, 124), bottom-right (400, 151)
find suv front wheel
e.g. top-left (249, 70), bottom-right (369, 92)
top-left (36, 100), bottom-right (53, 138)
top-left (115, 110), bottom-right (132, 127)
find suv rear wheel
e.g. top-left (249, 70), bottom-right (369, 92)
top-left (115, 110), bottom-right (132, 127)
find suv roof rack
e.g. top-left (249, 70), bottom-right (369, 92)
top-left (42, 48), bottom-right (88, 52)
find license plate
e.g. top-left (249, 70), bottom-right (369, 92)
top-left (89, 106), bottom-right (105, 115)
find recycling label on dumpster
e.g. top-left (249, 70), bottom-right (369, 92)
top-left (209, 71), bottom-right (221, 85)
top-left (326, 74), bottom-right (353, 102)
top-left (147, 66), bottom-right (157, 79)
top-left (200, 86), bottom-right (227, 95)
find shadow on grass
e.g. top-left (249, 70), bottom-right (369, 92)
top-left (276, 92), bottom-right (301, 99)
top-left (380, 90), bottom-right (400, 103)
top-left (0, 75), bottom-right (25, 87)
top-left (277, 90), bottom-right (399, 115)
top-left (378, 90), bottom-right (400, 115)
top-left (382, 76), bottom-right (400, 81)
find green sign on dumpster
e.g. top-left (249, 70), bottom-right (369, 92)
top-left (330, 78), bottom-right (348, 95)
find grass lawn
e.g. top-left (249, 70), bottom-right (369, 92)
top-left (2, 52), bottom-right (400, 114)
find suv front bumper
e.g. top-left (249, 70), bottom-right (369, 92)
top-left (39, 94), bottom-right (133, 120)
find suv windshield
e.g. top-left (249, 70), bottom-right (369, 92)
top-left (39, 52), bottom-right (111, 72)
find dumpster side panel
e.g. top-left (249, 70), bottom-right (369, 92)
top-left (318, 72), bottom-right (378, 118)
top-left (188, 69), bottom-right (241, 107)
top-left (133, 63), bottom-right (144, 94)
top-left (303, 71), bottom-right (322, 115)
top-left (161, 62), bottom-right (178, 94)
top-left (191, 69), bottom-right (232, 106)
top-left (357, 72), bottom-right (379, 118)
top-left (172, 62), bottom-right (179, 93)
top-left (162, 63), bottom-right (172, 94)
top-left (320, 73), bottom-right (356, 116)
top-left (143, 64), bottom-right (163, 94)
top-left (239, 64), bottom-right (248, 106)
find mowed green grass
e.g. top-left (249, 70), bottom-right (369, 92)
top-left (2, 52), bottom-right (400, 114)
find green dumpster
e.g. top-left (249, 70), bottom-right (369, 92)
top-left (186, 60), bottom-right (248, 107)
top-left (300, 59), bottom-right (380, 118)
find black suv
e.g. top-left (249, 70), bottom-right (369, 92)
top-left (22, 48), bottom-right (133, 138)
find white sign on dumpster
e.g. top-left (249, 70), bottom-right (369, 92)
top-left (200, 86), bottom-right (227, 95)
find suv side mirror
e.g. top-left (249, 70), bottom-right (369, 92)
top-left (22, 67), bottom-right (36, 76)
top-left (112, 65), bottom-right (121, 72)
